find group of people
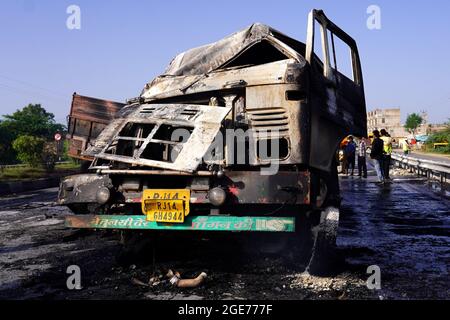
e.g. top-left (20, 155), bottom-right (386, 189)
top-left (342, 136), bottom-right (361, 175)
top-left (340, 129), bottom-right (393, 184)
top-left (370, 129), bottom-right (393, 183)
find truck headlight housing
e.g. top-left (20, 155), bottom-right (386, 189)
top-left (208, 187), bottom-right (226, 206)
top-left (96, 187), bottom-right (111, 205)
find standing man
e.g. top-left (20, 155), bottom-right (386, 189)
top-left (340, 139), bottom-right (348, 174)
top-left (345, 136), bottom-right (357, 176)
top-left (380, 129), bottom-right (392, 180)
top-left (370, 130), bottom-right (385, 183)
top-left (358, 138), bottom-right (368, 178)
top-left (403, 139), bottom-right (411, 155)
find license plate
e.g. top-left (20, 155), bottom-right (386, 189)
top-left (142, 189), bottom-right (190, 223)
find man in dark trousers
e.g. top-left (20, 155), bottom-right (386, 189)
top-left (358, 138), bottom-right (368, 178)
top-left (344, 136), bottom-right (357, 176)
top-left (380, 129), bottom-right (392, 180)
top-left (370, 130), bottom-right (385, 183)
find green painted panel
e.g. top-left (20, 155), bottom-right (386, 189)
top-left (65, 215), bottom-right (295, 232)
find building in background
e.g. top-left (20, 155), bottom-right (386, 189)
top-left (367, 108), bottom-right (430, 138)
top-left (367, 108), bottom-right (405, 138)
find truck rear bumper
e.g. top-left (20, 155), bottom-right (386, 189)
top-left (65, 215), bottom-right (295, 232)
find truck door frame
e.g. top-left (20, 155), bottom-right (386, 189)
top-left (305, 9), bottom-right (364, 88)
top-left (305, 9), bottom-right (367, 173)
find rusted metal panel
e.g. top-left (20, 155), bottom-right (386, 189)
top-left (69, 93), bottom-right (125, 124)
top-left (65, 215), bottom-right (295, 232)
top-left (67, 93), bottom-right (126, 159)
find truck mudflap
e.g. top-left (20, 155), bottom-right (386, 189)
top-left (65, 215), bottom-right (295, 232)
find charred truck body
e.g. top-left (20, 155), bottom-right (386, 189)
top-left (66, 93), bottom-right (126, 162)
top-left (58, 10), bottom-right (366, 274)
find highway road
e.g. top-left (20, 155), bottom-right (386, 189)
top-left (0, 166), bottom-right (448, 300)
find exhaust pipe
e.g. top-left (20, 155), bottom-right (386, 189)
top-left (166, 269), bottom-right (207, 288)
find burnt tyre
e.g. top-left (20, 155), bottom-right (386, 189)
top-left (302, 162), bottom-right (341, 276)
top-left (306, 206), bottom-right (340, 276)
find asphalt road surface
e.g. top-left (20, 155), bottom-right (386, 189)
top-left (0, 168), bottom-right (448, 300)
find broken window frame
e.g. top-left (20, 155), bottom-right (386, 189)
top-left (100, 121), bottom-right (192, 164)
top-left (305, 9), bottom-right (364, 87)
top-left (88, 104), bottom-right (232, 172)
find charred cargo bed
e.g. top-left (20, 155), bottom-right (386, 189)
top-left (67, 93), bottom-right (126, 161)
top-left (59, 10), bottom-right (367, 275)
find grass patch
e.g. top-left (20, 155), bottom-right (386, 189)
top-left (427, 149), bottom-right (450, 156)
top-left (54, 162), bottom-right (81, 170)
top-left (422, 146), bottom-right (450, 156)
top-left (0, 162), bottom-right (81, 182)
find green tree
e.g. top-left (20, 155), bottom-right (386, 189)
top-left (1, 104), bottom-right (65, 139)
top-left (425, 118), bottom-right (450, 154)
top-left (12, 135), bottom-right (46, 167)
top-left (404, 113), bottom-right (423, 135)
top-left (0, 104), bottom-right (66, 165)
top-left (0, 122), bottom-right (16, 164)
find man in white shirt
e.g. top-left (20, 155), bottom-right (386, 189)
top-left (358, 138), bottom-right (367, 178)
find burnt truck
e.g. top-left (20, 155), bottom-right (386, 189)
top-left (58, 10), bottom-right (366, 275)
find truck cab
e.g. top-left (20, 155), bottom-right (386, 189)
top-left (58, 10), bottom-right (367, 275)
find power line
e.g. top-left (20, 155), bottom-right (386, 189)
top-left (0, 74), bottom-right (68, 99)
top-left (0, 82), bottom-right (68, 103)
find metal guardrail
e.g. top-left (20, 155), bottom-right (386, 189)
top-left (391, 153), bottom-right (450, 184)
top-left (0, 164), bottom-right (28, 169)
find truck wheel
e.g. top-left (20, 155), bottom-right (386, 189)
top-left (306, 206), bottom-right (340, 276)
top-left (302, 159), bottom-right (340, 276)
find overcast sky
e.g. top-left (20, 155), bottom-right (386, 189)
top-left (0, 0), bottom-right (449, 124)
